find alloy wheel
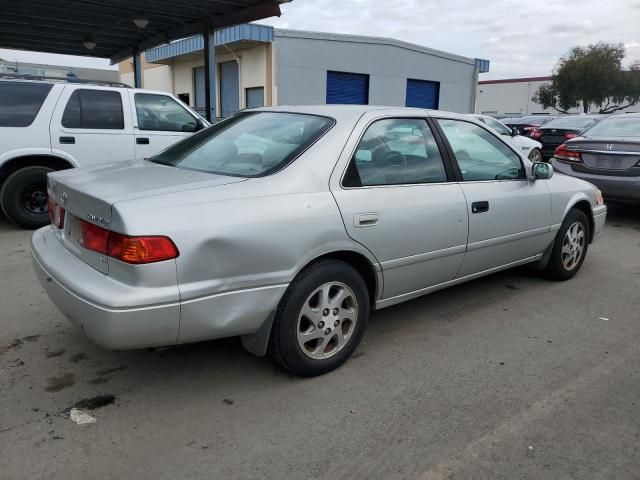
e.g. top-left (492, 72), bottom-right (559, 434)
top-left (561, 221), bottom-right (585, 270)
top-left (296, 282), bottom-right (358, 360)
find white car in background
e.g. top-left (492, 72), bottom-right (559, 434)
top-left (471, 114), bottom-right (543, 163)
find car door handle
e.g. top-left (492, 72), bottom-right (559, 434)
top-left (471, 201), bottom-right (489, 214)
top-left (136, 137), bottom-right (150, 145)
top-left (59, 136), bottom-right (75, 144)
top-left (354, 213), bottom-right (378, 227)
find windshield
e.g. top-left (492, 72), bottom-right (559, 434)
top-left (581, 116), bottom-right (640, 138)
top-left (544, 117), bottom-right (598, 129)
top-left (508, 116), bottom-right (551, 126)
top-left (150, 112), bottom-right (334, 177)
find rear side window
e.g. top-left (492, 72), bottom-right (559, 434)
top-left (62, 89), bottom-right (124, 129)
top-left (343, 118), bottom-right (448, 187)
top-left (0, 82), bottom-right (52, 127)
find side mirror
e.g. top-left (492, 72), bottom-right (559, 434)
top-left (532, 162), bottom-right (553, 180)
top-left (511, 127), bottom-right (520, 137)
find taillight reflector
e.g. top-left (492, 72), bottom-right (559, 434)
top-left (554, 144), bottom-right (582, 162)
top-left (564, 133), bottom-right (578, 140)
top-left (47, 193), bottom-right (65, 229)
top-left (80, 220), bottom-right (178, 264)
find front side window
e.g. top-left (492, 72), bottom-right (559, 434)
top-left (0, 81), bottom-right (52, 127)
top-left (61, 89), bottom-right (124, 129)
top-left (343, 118), bottom-right (448, 187)
top-left (135, 93), bottom-right (198, 132)
top-left (437, 119), bottom-right (524, 181)
top-left (150, 112), bottom-right (334, 177)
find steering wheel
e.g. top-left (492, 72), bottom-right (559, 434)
top-left (380, 151), bottom-right (408, 184)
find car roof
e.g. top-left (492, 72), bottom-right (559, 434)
top-left (253, 105), bottom-right (468, 122)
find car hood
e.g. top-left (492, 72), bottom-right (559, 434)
top-left (49, 159), bottom-right (247, 205)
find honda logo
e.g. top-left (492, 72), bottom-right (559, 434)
top-left (606, 144), bottom-right (615, 151)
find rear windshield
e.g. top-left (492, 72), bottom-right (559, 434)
top-left (544, 117), bottom-right (598, 129)
top-left (150, 112), bottom-right (334, 177)
top-left (582, 116), bottom-right (639, 138)
top-left (509, 116), bottom-right (551, 126)
top-left (0, 81), bottom-right (53, 127)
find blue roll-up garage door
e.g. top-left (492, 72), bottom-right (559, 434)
top-left (406, 79), bottom-right (440, 109)
top-left (326, 71), bottom-right (369, 105)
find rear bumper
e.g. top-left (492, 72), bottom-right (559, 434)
top-left (32, 226), bottom-right (288, 350)
top-left (32, 227), bottom-right (180, 349)
top-left (552, 159), bottom-right (640, 202)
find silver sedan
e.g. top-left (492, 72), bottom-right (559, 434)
top-left (32, 106), bottom-right (607, 376)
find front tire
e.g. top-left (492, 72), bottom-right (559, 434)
top-left (269, 260), bottom-right (369, 376)
top-left (544, 208), bottom-right (590, 281)
top-left (0, 166), bottom-right (53, 229)
top-left (528, 148), bottom-right (543, 163)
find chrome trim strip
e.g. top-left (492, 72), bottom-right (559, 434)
top-left (376, 254), bottom-right (543, 309)
top-left (380, 244), bottom-right (466, 270)
top-left (180, 283), bottom-right (289, 305)
top-left (466, 226), bottom-right (550, 252)
top-left (570, 149), bottom-right (640, 156)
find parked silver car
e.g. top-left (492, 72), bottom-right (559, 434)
top-left (32, 106), bottom-right (607, 376)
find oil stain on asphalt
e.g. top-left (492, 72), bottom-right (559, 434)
top-left (45, 373), bottom-right (76, 392)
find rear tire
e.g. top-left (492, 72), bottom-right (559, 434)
top-left (544, 208), bottom-right (590, 281)
top-left (0, 166), bottom-right (53, 229)
top-left (269, 260), bottom-right (369, 376)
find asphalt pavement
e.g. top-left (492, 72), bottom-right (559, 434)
top-left (1, 205), bottom-right (639, 479)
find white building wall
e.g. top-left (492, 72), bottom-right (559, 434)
top-left (143, 64), bottom-right (172, 93)
top-left (477, 78), bottom-right (640, 116)
top-left (168, 46), bottom-right (266, 111)
top-left (477, 80), bottom-right (552, 116)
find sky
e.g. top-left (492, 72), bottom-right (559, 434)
top-left (1, 0), bottom-right (639, 79)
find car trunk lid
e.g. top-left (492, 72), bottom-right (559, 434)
top-left (567, 138), bottom-right (640, 171)
top-left (48, 160), bottom-right (246, 274)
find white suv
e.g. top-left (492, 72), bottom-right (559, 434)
top-left (0, 77), bottom-right (208, 228)
top-left (470, 114), bottom-right (543, 163)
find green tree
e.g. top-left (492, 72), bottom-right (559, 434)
top-left (533, 42), bottom-right (640, 114)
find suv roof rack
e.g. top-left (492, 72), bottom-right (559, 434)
top-left (0, 73), bottom-right (131, 88)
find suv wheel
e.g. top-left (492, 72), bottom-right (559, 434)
top-left (528, 148), bottom-right (542, 163)
top-left (269, 260), bottom-right (369, 376)
top-left (544, 208), bottom-right (590, 281)
top-left (0, 166), bottom-right (53, 229)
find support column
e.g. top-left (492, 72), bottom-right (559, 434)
top-left (133, 51), bottom-right (143, 88)
top-left (203, 27), bottom-right (217, 122)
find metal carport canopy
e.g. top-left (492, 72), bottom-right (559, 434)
top-left (0, 0), bottom-right (286, 64)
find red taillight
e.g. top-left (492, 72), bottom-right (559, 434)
top-left (80, 220), bottom-right (178, 264)
top-left (554, 144), bottom-right (582, 162)
top-left (564, 133), bottom-right (578, 140)
top-left (108, 232), bottom-right (179, 264)
top-left (47, 193), bottom-right (65, 229)
top-left (528, 128), bottom-right (543, 140)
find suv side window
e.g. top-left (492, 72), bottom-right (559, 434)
top-left (134, 93), bottom-right (198, 132)
top-left (343, 118), bottom-right (448, 187)
top-left (0, 82), bottom-right (53, 127)
top-left (61, 89), bottom-right (124, 129)
top-left (437, 119), bottom-right (524, 181)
